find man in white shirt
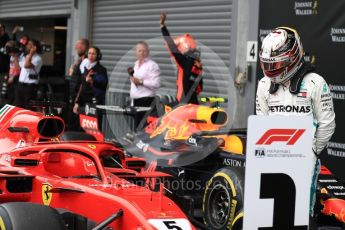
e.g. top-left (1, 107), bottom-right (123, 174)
top-left (14, 39), bottom-right (42, 109)
top-left (129, 41), bottom-right (160, 107)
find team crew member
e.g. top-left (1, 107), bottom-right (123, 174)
top-left (67, 38), bottom-right (89, 130)
top-left (73, 46), bottom-right (108, 114)
top-left (14, 39), bottom-right (42, 109)
top-left (129, 41), bottom-right (160, 107)
top-left (256, 27), bottom-right (335, 217)
top-left (160, 13), bottom-right (203, 104)
top-left (68, 38), bottom-right (90, 99)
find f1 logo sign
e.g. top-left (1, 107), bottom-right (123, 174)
top-left (256, 129), bottom-right (305, 145)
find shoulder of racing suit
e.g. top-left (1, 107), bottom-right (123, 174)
top-left (268, 62), bottom-right (315, 94)
top-left (258, 72), bottom-right (328, 114)
top-left (259, 72), bottom-right (326, 97)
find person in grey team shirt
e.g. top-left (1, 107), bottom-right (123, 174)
top-left (256, 27), bottom-right (335, 218)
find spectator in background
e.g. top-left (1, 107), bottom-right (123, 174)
top-left (3, 40), bottom-right (22, 104)
top-left (18, 34), bottom-right (29, 53)
top-left (67, 38), bottom-right (89, 130)
top-left (0, 25), bottom-right (23, 76)
top-left (73, 46), bottom-right (108, 114)
top-left (68, 38), bottom-right (90, 99)
top-left (14, 39), bottom-right (43, 109)
top-left (128, 41), bottom-right (160, 107)
top-left (0, 25), bottom-right (27, 105)
top-left (11, 26), bottom-right (24, 42)
top-left (0, 23), bottom-right (10, 104)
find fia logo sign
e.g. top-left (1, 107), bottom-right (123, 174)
top-left (255, 149), bottom-right (266, 158)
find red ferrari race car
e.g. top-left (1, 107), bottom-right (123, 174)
top-left (0, 104), bottom-right (196, 230)
top-left (117, 98), bottom-right (345, 230)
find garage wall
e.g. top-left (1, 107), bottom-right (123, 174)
top-left (91, 0), bottom-right (236, 109)
top-left (0, 0), bottom-right (72, 19)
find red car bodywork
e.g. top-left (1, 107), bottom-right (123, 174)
top-left (0, 105), bottom-right (194, 230)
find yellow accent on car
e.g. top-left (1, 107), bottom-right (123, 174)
top-left (213, 172), bottom-right (236, 197)
top-left (222, 135), bottom-right (244, 154)
top-left (164, 105), bottom-right (172, 113)
top-left (88, 144), bottom-right (96, 149)
top-left (231, 211), bottom-right (244, 227)
top-left (196, 106), bottom-right (228, 130)
top-left (0, 216), bottom-right (6, 230)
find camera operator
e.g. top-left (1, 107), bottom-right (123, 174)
top-left (3, 40), bottom-right (22, 104)
top-left (18, 34), bottom-right (29, 53)
top-left (0, 23), bottom-right (10, 103)
top-left (14, 39), bottom-right (42, 109)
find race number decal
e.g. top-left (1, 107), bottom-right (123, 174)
top-left (243, 116), bottom-right (313, 229)
top-left (259, 173), bottom-right (307, 230)
top-left (246, 41), bottom-right (258, 62)
top-left (148, 219), bottom-right (192, 230)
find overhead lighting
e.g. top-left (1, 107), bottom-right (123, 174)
top-left (54, 26), bottom-right (67, 30)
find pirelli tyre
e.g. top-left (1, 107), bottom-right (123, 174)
top-left (0, 202), bottom-right (65, 230)
top-left (203, 167), bottom-right (244, 230)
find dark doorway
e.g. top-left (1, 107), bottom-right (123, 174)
top-left (2, 17), bottom-right (67, 78)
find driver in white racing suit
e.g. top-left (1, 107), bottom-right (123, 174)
top-left (256, 27), bottom-right (336, 217)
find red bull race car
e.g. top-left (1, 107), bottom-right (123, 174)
top-left (0, 104), bottom-right (195, 230)
top-left (116, 97), bottom-right (345, 229)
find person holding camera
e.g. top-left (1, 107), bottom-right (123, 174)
top-left (3, 40), bottom-right (22, 104)
top-left (14, 39), bottom-right (42, 109)
top-left (0, 23), bottom-right (10, 105)
top-left (73, 46), bottom-right (108, 114)
top-left (0, 23), bottom-right (10, 75)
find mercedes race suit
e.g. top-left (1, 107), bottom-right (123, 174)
top-left (256, 72), bottom-right (336, 155)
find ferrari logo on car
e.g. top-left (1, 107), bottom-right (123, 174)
top-left (88, 144), bottom-right (96, 149)
top-left (42, 183), bottom-right (52, 206)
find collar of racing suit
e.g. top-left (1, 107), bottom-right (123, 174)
top-left (269, 61), bottom-right (315, 95)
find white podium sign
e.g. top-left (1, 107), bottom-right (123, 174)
top-left (243, 115), bottom-right (313, 230)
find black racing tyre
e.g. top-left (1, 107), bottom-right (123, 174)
top-left (203, 167), bottom-right (244, 230)
top-left (0, 202), bottom-right (65, 230)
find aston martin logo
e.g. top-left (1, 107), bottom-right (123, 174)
top-left (42, 183), bottom-right (52, 206)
